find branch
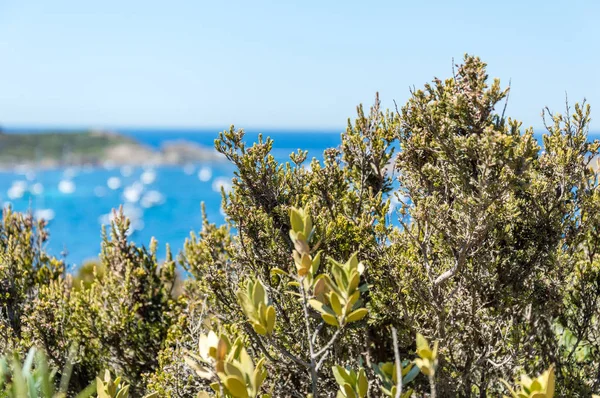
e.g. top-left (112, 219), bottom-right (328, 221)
top-left (300, 280), bottom-right (318, 397)
top-left (311, 322), bottom-right (325, 346)
top-left (500, 79), bottom-right (512, 122)
top-left (433, 255), bottom-right (462, 286)
top-left (392, 327), bottom-right (403, 398)
top-left (242, 323), bottom-right (281, 365)
top-left (313, 327), bottom-right (343, 358)
top-left (268, 337), bottom-right (310, 369)
top-left (315, 349), bottom-right (331, 371)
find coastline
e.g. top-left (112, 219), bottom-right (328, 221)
top-left (0, 129), bottom-right (226, 170)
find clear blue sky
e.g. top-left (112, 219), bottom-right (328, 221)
top-left (0, 0), bottom-right (598, 130)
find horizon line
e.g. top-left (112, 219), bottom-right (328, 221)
top-left (3, 123), bottom-right (600, 135)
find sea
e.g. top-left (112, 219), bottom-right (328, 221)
top-left (1, 128), bottom-right (598, 270)
top-left (0, 128), bottom-right (341, 269)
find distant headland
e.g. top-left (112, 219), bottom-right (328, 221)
top-left (0, 129), bottom-right (224, 169)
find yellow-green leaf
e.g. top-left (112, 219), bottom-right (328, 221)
top-left (270, 268), bottom-right (288, 276)
top-left (224, 375), bottom-right (249, 398)
top-left (329, 292), bottom-right (343, 316)
top-left (415, 358), bottom-right (432, 376)
top-left (303, 212), bottom-right (313, 238)
top-left (322, 313), bottom-right (339, 326)
top-left (224, 361), bottom-right (245, 381)
top-left (252, 280), bottom-right (266, 307)
top-left (342, 383), bottom-right (356, 398)
top-left (357, 369), bottom-right (368, 397)
top-left (266, 305), bottom-right (276, 333)
top-left (345, 308), bottom-right (368, 323)
top-left (311, 251), bottom-right (322, 275)
top-left (332, 365), bottom-right (351, 385)
top-left (308, 299), bottom-right (326, 313)
top-left (416, 334), bottom-right (430, 356)
top-left (290, 208), bottom-right (304, 233)
top-left (253, 323), bottom-right (268, 336)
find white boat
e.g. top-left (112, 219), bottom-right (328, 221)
top-left (123, 183), bottom-right (143, 203)
top-left (198, 166), bottom-right (213, 182)
top-left (7, 181), bottom-right (27, 199)
top-left (212, 176), bottom-right (233, 193)
top-left (140, 169), bottom-right (156, 185)
top-left (140, 190), bottom-right (165, 208)
top-left (34, 208), bottom-right (55, 221)
top-left (107, 176), bottom-right (122, 190)
top-left (58, 180), bottom-right (76, 194)
top-left (30, 183), bottom-right (44, 196)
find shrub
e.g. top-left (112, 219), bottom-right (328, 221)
top-left (3, 209), bottom-right (181, 394)
top-left (2, 54), bottom-right (600, 396)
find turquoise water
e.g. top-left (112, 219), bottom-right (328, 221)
top-left (0, 129), bottom-right (340, 269)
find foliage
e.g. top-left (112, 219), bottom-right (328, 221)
top-left (184, 332), bottom-right (269, 398)
top-left (2, 54), bottom-right (600, 396)
top-left (332, 366), bottom-right (368, 398)
top-left (0, 209), bottom-right (64, 354)
top-left (0, 347), bottom-right (94, 398)
top-left (95, 370), bottom-right (158, 398)
top-left (2, 209), bottom-right (180, 394)
top-left (501, 366), bottom-right (555, 398)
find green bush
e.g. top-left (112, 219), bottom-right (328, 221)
top-left (2, 54), bottom-right (600, 397)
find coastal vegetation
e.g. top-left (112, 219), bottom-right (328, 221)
top-left (2, 55), bottom-right (600, 397)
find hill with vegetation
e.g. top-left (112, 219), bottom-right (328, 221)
top-left (0, 130), bottom-right (223, 168)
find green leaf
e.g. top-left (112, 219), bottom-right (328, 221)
top-left (290, 208), bottom-right (304, 233)
top-left (358, 284), bottom-right (370, 293)
top-left (252, 363), bottom-right (267, 393)
top-left (253, 323), bottom-right (268, 335)
top-left (303, 212), bottom-right (313, 238)
top-left (266, 305), bottom-right (276, 333)
top-left (416, 334), bottom-right (430, 356)
top-left (252, 280), bottom-right (266, 307)
top-left (237, 291), bottom-right (257, 321)
top-left (347, 253), bottom-right (359, 270)
top-left (224, 361), bottom-right (246, 382)
top-left (96, 377), bottom-right (109, 398)
top-left (311, 251), bottom-right (322, 276)
top-left (348, 272), bottom-right (360, 294)
top-left (210, 382), bottom-right (221, 393)
top-left (402, 364), bottom-right (420, 385)
top-left (331, 265), bottom-right (347, 290)
top-left (357, 368), bottom-right (368, 397)
top-left (308, 299), bottom-right (326, 313)
top-left (115, 385), bottom-right (130, 398)
top-left (332, 365), bottom-right (352, 386)
top-left (345, 308), bottom-right (368, 323)
top-left (270, 268), bottom-right (288, 276)
top-left (329, 291), bottom-right (343, 316)
top-left (322, 313), bottom-right (339, 326)
top-left (342, 383), bottom-right (356, 398)
top-left (224, 375), bottom-right (249, 398)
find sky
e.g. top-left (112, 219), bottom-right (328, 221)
top-left (0, 0), bottom-right (598, 130)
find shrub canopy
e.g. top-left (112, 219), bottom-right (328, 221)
top-left (2, 55), bottom-right (600, 397)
